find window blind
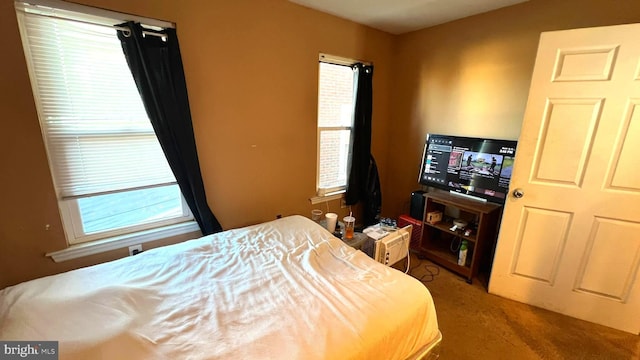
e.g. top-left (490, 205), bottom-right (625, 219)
top-left (19, 8), bottom-right (176, 199)
top-left (317, 61), bottom-right (354, 195)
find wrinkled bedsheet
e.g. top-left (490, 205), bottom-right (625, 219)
top-left (0, 215), bottom-right (439, 359)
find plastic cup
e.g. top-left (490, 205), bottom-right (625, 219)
top-left (325, 213), bottom-right (338, 233)
top-left (343, 216), bottom-right (355, 239)
top-left (311, 209), bottom-right (323, 222)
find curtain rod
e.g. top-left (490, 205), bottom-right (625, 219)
top-left (319, 53), bottom-right (372, 67)
top-left (24, 11), bottom-right (168, 39)
top-left (17, 0), bottom-right (174, 28)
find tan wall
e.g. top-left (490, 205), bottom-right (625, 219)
top-left (385, 0), bottom-right (640, 218)
top-left (0, 0), bottom-right (393, 289)
top-left (4, 0), bottom-right (640, 290)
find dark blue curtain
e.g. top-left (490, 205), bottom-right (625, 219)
top-left (345, 63), bottom-right (381, 226)
top-left (117, 22), bottom-right (222, 235)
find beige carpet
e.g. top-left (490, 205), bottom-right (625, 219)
top-left (398, 253), bottom-right (640, 359)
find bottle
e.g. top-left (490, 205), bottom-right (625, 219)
top-left (458, 240), bottom-right (468, 266)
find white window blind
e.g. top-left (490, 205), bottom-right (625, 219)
top-left (317, 60), bottom-right (355, 196)
top-left (18, 7), bottom-right (176, 199)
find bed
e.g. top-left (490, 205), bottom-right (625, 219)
top-left (0, 215), bottom-right (441, 359)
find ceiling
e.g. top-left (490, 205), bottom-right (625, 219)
top-left (288, 0), bottom-right (529, 34)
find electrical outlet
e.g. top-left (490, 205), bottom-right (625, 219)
top-left (129, 244), bottom-right (142, 256)
top-left (341, 198), bottom-right (347, 208)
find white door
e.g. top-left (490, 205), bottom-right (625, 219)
top-left (489, 23), bottom-right (640, 334)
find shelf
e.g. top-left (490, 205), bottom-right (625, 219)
top-left (424, 221), bottom-right (477, 243)
top-left (420, 247), bottom-right (471, 277)
top-left (425, 191), bottom-right (502, 214)
top-left (418, 189), bottom-right (502, 284)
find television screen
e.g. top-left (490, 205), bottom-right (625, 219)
top-left (418, 134), bottom-right (517, 204)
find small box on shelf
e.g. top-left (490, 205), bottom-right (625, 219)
top-left (425, 211), bottom-right (442, 224)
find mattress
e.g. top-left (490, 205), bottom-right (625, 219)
top-left (0, 215), bottom-right (440, 359)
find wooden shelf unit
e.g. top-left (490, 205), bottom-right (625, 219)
top-left (417, 190), bottom-right (502, 284)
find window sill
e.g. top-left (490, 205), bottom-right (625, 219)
top-left (46, 221), bottom-right (201, 263)
top-left (309, 191), bottom-right (344, 205)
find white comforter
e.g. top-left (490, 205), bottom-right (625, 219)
top-left (0, 215), bottom-right (439, 359)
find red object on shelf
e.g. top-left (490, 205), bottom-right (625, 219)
top-left (398, 214), bottom-right (423, 250)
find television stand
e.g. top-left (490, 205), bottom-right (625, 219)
top-left (417, 190), bottom-right (501, 284)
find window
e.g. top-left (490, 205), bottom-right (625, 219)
top-left (16, 1), bottom-right (193, 245)
top-left (316, 55), bottom-right (357, 197)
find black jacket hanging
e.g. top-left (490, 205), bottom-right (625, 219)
top-left (363, 155), bottom-right (382, 226)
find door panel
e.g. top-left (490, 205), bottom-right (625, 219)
top-left (552, 45), bottom-right (618, 82)
top-left (533, 98), bottom-right (602, 186)
top-left (608, 100), bottom-right (640, 190)
top-left (512, 207), bottom-right (571, 284)
top-left (489, 23), bottom-right (640, 334)
top-left (575, 217), bottom-right (640, 301)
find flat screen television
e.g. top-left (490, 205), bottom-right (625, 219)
top-left (418, 134), bottom-right (518, 204)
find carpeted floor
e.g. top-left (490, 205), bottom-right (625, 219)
top-left (398, 253), bottom-right (640, 359)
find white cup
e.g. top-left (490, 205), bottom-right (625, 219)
top-left (325, 213), bottom-right (338, 233)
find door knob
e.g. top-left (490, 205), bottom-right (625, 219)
top-left (512, 188), bottom-right (524, 198)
